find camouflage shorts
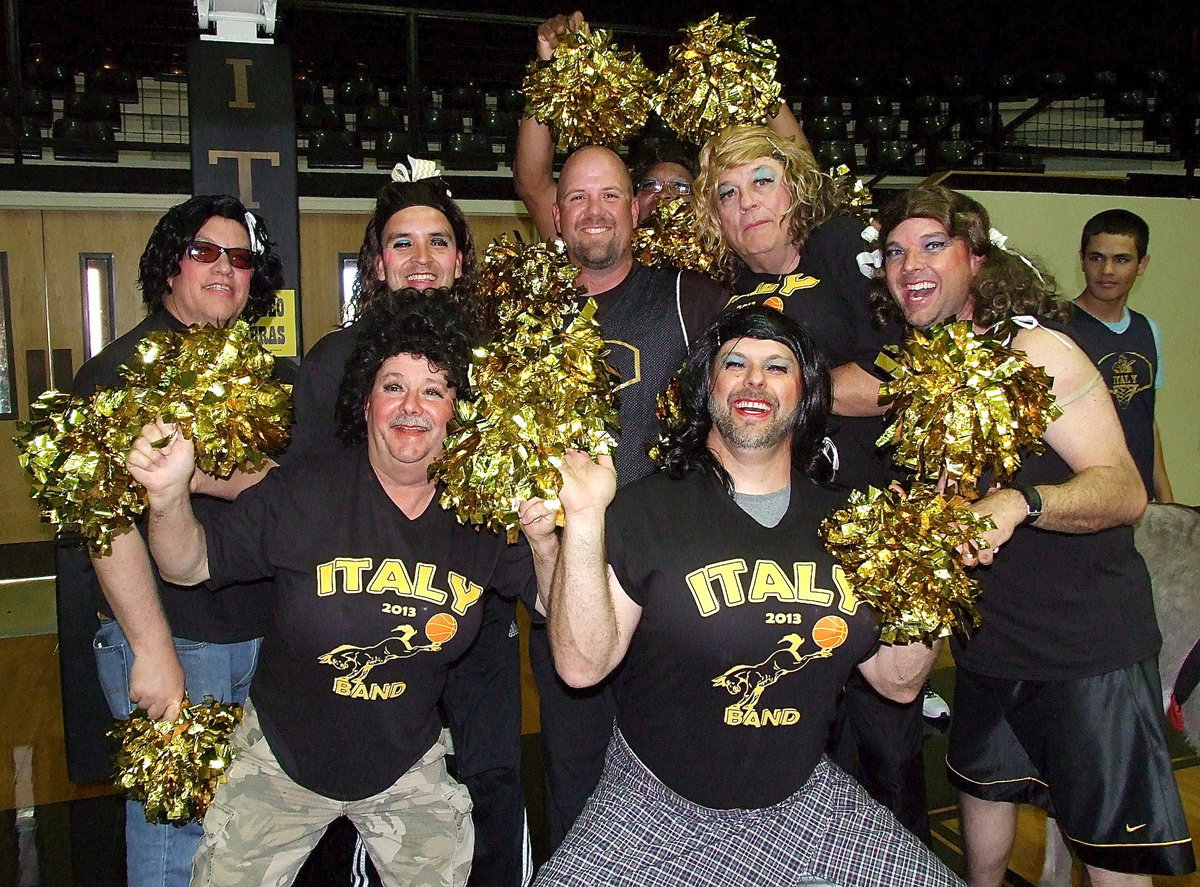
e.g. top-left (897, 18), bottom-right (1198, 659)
top-left (191, 699), bottom-right (473, 887)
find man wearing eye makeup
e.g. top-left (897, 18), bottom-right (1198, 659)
top-left (59, 195), bottom-right (292, 887)
top-left (870, 185), bottom-right (1192, 887)
top-left (694, 124), bottom-right (936, 844)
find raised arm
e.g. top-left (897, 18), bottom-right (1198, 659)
top-left (127, 419), bottom-right (211, 586)
top-left (766, 99), bottom-right (814, 157)
top-left (547, 450), bottom-right (641, 687)
top-left (513, 12), bottom-right (585, 240)
top-left (967, 326), bottom-right (1148, 560)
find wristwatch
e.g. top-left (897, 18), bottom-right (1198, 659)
top-left (1014, 483), bottom-right (1043, 527)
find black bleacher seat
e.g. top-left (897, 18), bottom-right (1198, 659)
top-left (443, 85), bottom-right (487, 119)
top-left (375, 129), bottom-right (414, 168)
top-left (805, 95), bottom-right (845, 118)
top-left (983, 146), bottom-right (1045, 173)
top-left (928, 138), bottom-right (975, 171)
top-left (85, 67), bottom-right (138, 104)
top-left (357, 105), bottom-right (404, 138)
top-left (857, 114), bottom-right (901, 141)
top-left (293, 75), bottom-right (324, 107)
top-left (52, 117), bottom-right (117, 162)
top-left (0, 115), bottom-right (43, 159)
top-left (307, 129), bottom-right (363, 169)
top-left (909, 114), bottom-right (951, 141)
top-left (442, 131), bottom-right (495, 170)
top-left (337, 73), bottom-right (377, 109)
top-left (807, 115), bottom-right (849, 142)
top-left (853, 95), bottom-right (894, 118)
top-left (903, 94), bottom-right (943, 119)
top-left (1106, 89), bottom-right (1148, 121)
top-left (867, 138), bottom-right (918, 174)
top-left (25, 57), bottom-right (75, 98)
top-left (814, 139), bottom-right (857, 171)
top-left (65, 92), bottom-right (120, 129)
top-left (495, 88), bottom-right (525, 114)
top-left (297, 102), bottom-right (343, 133)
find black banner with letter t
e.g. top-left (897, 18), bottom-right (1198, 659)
top-left (188, 40), bottom-right (302, 357)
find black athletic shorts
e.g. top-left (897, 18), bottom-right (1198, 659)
top-left (946, 659), bottom-right (1195, 876)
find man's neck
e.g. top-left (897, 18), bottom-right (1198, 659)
top-left (707, 434), bottom-right (793, 494)
top-left (574, 255), bottom-right (633, 297)
top-left (744, 244), bottom-right (802, 276)
top-left (371, 462), bottom-right (438, 519)
top-left (1074, 291), bottom-right (1128, 324)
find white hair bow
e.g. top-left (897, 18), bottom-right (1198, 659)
top-left (391, 155), bottom-right (446, 185)
top-left (244, 211), bottom-right (262, 254)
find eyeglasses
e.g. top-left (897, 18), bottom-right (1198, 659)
top-left (186, 241), bottom-right (255, 270)
top-left (636, 179), bottom-right (692, 197)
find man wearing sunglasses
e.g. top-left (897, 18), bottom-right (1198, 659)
top-left (61, 194), bottom-right (290, 887)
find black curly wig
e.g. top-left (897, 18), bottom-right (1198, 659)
top-left (138, 194), bottom-right (283, 323)
top-left (335, 289), bottom-right (479, 446)
top-left (662, 305), bottom-right (832, 490)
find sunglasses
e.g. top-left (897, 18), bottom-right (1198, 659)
top-left (636, 179), bottom-right (692, 197)
top-left (186, 240), bottom-right (255, 270)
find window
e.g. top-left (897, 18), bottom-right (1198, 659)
top-left (339, 252), bottom-right (358, 324)
top-left (80, 254), bottom-right (117, 360)
top-left (0, 254), bottom-right (14, 419)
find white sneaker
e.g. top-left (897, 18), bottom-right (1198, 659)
top-left (922, 683), bottom-right (950, 722)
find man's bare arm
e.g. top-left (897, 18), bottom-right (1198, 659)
top-left (189, 461), bottom-right (274, 500)
top-left (91, 530), bottom-right (185, 721)
top-left (513, 11), bottom-right (585, 241)
top-left (127, 421), bottom-right (212, 587)
top-left (858, 639), bottom-right (940, 703)
top-left (831, 362), bottom-right (884, 416)
top-left (766, 100), bottom-right (814, 157)
top-left (967, 327), bottom-right (1147, 560)
top-left (546, 450), bottom-right (641, 687)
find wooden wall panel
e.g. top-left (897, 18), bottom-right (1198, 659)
top-left (0, 210), bottom-right (54, 543)
top-left (297, 212), bottom-right (366, 352)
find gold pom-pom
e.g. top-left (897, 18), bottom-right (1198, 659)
top-left (654, 14), bottom-right (782, 145)
top-left (437, 237), bottom-right (619, 541)
top-left (821, 484), bottom-right (996, 644)
top-left (14, 389), bottom-right (146, 553)
top-left (647, 375), bottom-right (685, 466)
top-left (829, 164), bottom-right (874, 224)
top-left (117, 321), bottom-right (292, 478)
top-left (522, 26), bottom-right (654, 151)
top-left (13, 321), bottom-right (292, 554)
top-left (631, 198), bottom-right (721, 280)
top-left (110, 696), bottom-right (243, 824)
top-left (875, 320), bottom-right (1062, 499)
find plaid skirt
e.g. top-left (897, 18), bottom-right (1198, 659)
top-left (533, 728), bottom-right (962, 887)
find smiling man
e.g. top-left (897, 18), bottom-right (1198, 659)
top-left (523, 143), bottom-right (728, 851)
top-left (873, 185), bottom-right (1193, 887)
top-left (129, 294), bottom-right (557, 887)
top-left (1071, 209), bottom-right (1171, 501)
top-left (536, 305), bottom-right (957, 887)
top-left (63, 195), bottom-right (288, 887)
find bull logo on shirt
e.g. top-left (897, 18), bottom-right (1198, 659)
top-left (713, 618), bottom-right (848, 728)
top-left (320, 623), bottom-right (443, 700)
top-left (1096, 351), bottom-right (1154, 408)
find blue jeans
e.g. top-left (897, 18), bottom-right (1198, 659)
top-left (94, 619), bottom-right (260, 887)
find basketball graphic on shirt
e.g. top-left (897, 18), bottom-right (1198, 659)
top-left (812, 616), bottom-right (848, 650)
top-left (425, 613), bottom-right (458, 645)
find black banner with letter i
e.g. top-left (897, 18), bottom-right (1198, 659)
top-left (188, 40), bottom-right (302, 357)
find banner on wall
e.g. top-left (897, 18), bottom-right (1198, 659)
top-left (187, 40), bottom-right (302, 358)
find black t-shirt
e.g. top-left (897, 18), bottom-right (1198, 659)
top-left (72, 308), bottom-right (293, 642)
top-left (607, 469), bottom-right (879, 809)
top-left (284, 320), bottom-right (359, 466)
top-left (731, 217), bottom-right (898, 491)
top-left (587, 262), bottom-right (727, 487)
top-left (202, 448), bottom-right (536, 800)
